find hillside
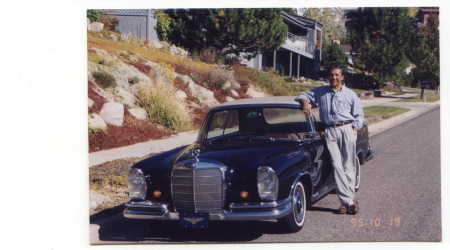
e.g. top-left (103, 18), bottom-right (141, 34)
top-left (87, 30), bottom-right (312, 152)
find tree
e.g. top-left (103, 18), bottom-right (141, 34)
top-left (345, 8), bottom-right (416, 84)
top-left (321, 42), bottom-right (348, 71)
top-left (408, 13), bottom-right (439, 88)
top-left (156, 9), bottom-right (290, 60)
top-left (304, 8), bottom-right (346, 45)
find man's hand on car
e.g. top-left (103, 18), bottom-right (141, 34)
top-left (300, 100), bottom-right (312, 117)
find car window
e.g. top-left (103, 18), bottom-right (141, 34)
top-left (262, 107), bottom-right (313, 133)
top-left (206, 110), bottom-right (239, 139)
top-left (263, 108), bottom-right (307, 124)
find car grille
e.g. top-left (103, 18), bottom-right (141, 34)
top-left (171, 166), bottom-right (224, 213)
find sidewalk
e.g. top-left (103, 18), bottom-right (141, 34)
top-left (89, 95), bottom-right (440, 167)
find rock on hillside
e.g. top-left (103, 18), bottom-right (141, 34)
top-left (87, 31), bottom-right (268, 152)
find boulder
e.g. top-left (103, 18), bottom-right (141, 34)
top-left (128, 107), bottom-right (148, 120)
top-left (222, 81), bottom-right (232, 90)
top-left (225, 96), bottom-right (235, 102)
top-left (99, 102), bottom-right (124, 126)
top-left (230, 89), bottom-right (239, 98)
top-left (230, 81), bottom-right (241, 90)
top-left (88, 98), bottom-right (94, 109)
top-left (90, 191), bottom-right (109, 212)
top-left (89, 22), bottom-right (104, 32)
top-left (88, 113), bottom-right (107, 131)
top-left (246, 86), bottom-right (266, 98)
top-left (175, 90), bottom-right (188, 101)
top-left (113, 87), bottom-right (136, 106)
top-left (152, 40), bottom-right (164, 49)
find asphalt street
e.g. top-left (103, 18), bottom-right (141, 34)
top-left (90, 107), bottom-right (441, 244)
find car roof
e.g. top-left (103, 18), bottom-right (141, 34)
top-left (210, 96), bottom-right (302, 111)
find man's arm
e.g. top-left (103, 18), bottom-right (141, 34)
top-left (351, 94), bottom-right (364, 130)
top-left (294, 88), bottom-right (320, 116)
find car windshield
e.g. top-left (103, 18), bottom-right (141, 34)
top-left (204, 107), bottom-right (313, 143)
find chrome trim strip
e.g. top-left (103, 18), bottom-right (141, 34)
top-left (123, 197), bottom-right (292, 221)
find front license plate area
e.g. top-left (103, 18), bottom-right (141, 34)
top-left (179, 212), bottom-right (209, 229)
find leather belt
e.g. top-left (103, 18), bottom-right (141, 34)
top-left (326, 121), bottom-right (353, 128)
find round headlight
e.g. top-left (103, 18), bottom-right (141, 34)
top-left (257, 166), bottom-right (279, 201)
top-left (128, 168), bottom-right (147, 200)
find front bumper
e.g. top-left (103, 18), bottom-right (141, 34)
top-left (123, 198), bottom-right (292, 221)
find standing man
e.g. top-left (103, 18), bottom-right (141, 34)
top-left (295, 65), bottom-right (364, 215)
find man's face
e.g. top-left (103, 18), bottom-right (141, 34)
top-left (329, 68), bottom-right (344, 88)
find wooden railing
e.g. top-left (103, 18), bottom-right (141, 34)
top-left (283, 32), bottom-right (315, 58)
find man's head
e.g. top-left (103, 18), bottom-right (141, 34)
top-left (328, 65), bottom-right (344, 89)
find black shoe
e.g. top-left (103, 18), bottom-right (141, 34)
top-left (347, 200), bottom-right (359, 215)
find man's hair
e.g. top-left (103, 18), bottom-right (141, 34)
top-left (327, 65), bottom-right (345, 75)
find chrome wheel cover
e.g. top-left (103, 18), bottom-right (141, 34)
top-left (292, 183), bottom-right (306, 226)
top-left (355, 157), bottom-right (361, 191)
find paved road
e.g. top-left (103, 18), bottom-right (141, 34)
top-left (90, 107), bottom-right (441, 243)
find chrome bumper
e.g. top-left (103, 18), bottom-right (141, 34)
top-left (123, 198), bottom-right (292, 221)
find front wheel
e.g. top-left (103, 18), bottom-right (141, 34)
top-left (278, 181), bottom-right (307, 233)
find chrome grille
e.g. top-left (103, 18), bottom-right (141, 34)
top-left (171, 166), bottom-right (224, 212)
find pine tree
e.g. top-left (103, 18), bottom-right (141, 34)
top-left (345, 8), bottom-right (416, 83)
top-left (408, 12), bottom-right (439, 88)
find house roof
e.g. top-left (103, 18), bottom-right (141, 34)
top-left (281, 12), bottom-right (323, 30)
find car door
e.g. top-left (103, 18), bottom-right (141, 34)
top-left (306, 111), bottom-right (334, 199)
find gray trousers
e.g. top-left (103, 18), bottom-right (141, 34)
top-left (324, 124), bottom-right (357, 206)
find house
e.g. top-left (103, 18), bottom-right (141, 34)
top-left (241, 12), bottom-right (323, 78)
top-left (99, 9), bottom-right (323, 78)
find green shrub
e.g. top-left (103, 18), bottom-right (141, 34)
top-left (87, 10), bottom-right (103, 22)
top-left (93, 71), bottom-right (117, 88)
top-left (137, 84), bottom-right (191, 130)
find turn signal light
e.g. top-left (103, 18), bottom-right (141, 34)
top-left (240, 191), bottom-right (249, 199)
top-left (153, 190), bottom-right (162, 198)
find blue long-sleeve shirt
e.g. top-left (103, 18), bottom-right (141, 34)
top-left (295, 85), bottom-right (364, 129)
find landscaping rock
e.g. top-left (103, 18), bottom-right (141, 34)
top-left (225, 96), bottom-right (235, 102)
top-left (90, 190), bottom-right (109, 212)
top-left (113, 87), bottom-right (136, 106)
top-left (88, 113), bottom-right (107, 131)
top-left (89, 22), bottom-right (104, 32)
top-left (246, 86), bottom-right (266, 98)
top-left (152, 40), bottom-right (164, 49)
top-left (222, 81), bottom-right (232, 90)
top-left (128, 107), bottom-right (148, 120)
top-left (100, 102), bottom-right (124, 126)
top-left (176, 76), bottom-right (219, 107)
top-left (88, 98), bottom-right (94, 109)
top-left (230, 89), bottom-right (239, 98)
top-left (230, 80), bottom-right (241, 90)
top-left (175, 90), bottom-right (188, 101)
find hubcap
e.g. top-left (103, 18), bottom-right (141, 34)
top-left (293, 184), bottom-right (305, 225)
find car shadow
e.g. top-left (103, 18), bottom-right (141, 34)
top-left (91, 208), bottom-right (315, 242)
top-left (309, 206), bottom-right (338, 214)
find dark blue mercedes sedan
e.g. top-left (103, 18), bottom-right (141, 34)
top-left (123, 96), bottom-right (374, 232)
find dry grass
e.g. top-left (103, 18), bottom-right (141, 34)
top-left (137, 83), bottom-right (192, 131)
top-left (88, 33), bottom-right (215, 78)
top-left (233, 65), bottom-right (307, 96)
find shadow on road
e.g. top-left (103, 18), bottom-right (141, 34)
top-left (91, 210), bottom-right (305, 243)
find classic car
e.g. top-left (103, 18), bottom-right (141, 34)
top-left (124, 96), bottom-right (374, 232)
